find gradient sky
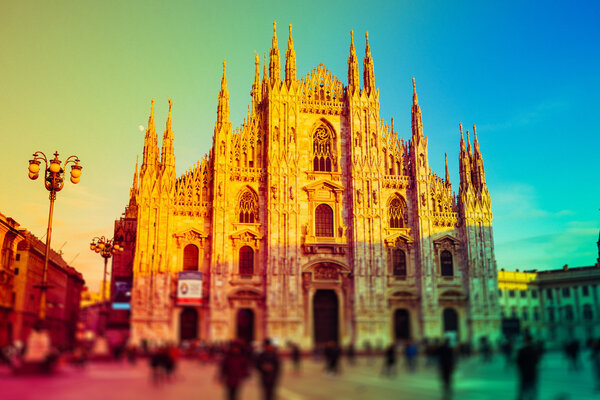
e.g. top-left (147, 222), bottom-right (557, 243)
top-left (1, 1), bottom-right (599, 291)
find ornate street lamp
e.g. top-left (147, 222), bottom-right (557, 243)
top-left (90, 236), bottom-right (123, 333)
top-left (28, 151), bottom-right (82, 320)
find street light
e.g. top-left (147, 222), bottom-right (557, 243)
top-left (89, 236), bottom-right (123, 333)
top-left (28, 151), bottom-right (82, 320)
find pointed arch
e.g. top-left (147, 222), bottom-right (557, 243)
top-left (388, 194), bottom-right (407, 229)
top-left (237, 187), bottom-right (258, 224)
top-left (312, 120), bottom-right (337, 172)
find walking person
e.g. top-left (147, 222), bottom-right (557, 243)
top-left (218, 340), bottom-right (250, 400)
top-left (437, 338), bottom-right (456, 400)
top-left (515, 334), bottom-right (540, 400)
top-left (290, 342), bottom-right (301, 374)
top-left (381, 343), bottom-right (397, 377)
top-left (590, 339), bottom-right (600, 392)
top-left (255, 338), bottom-right (281, 400)
top-left (404, 340), bottom-right (418, 373)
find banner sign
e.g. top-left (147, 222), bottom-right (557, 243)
top-left (112, 278), bottom-right (132, 310)
top-left (177, 271), bottom-right (203, 305)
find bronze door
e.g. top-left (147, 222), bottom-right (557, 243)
top-left (179, 308), bottom-right (198, 342)
top-left (313, 290), bottom-right (339, 345)
top-left (236, 308), bottom-right (255, 344)
top-left (394, 309), bottom-right (411, 340)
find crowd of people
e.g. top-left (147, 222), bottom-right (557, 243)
top-left (2, 328), bottom-right (600, 399)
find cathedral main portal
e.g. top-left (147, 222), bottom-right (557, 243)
top-left (313, 289), bottom-right (339, 345)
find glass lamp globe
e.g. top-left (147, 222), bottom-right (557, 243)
top-left (49, 161), bottom-right (61, 173)
top-left (28, 161), bottom-right (40, 174)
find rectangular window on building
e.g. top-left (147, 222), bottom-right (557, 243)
top-left (15, 254), bottom-right (20, 261)
top-left (582, 286), bottom-right (589, 296)
top-left (547, 289), bottom-right (553, 300)
top-left (547, 307), bottom-right (555, 323)
top-left (533, 307), bottom-right (539, 321)
top-left (531, 289), bottom-right (538, 298)
top-left (14, 267), bottom-right (18, 275)
top-left (562, 287), bottom-right (570, 297)
top-left (522, 308), bottom-right (528, 321)
top-left (520, 291), bottom-right (527, 298)
top-left (509, 290), bottom-right (515, 298)
top-left (499, 289), bottom-right (502, 297)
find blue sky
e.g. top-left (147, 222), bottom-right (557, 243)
top-left (0, 0), bottom-right (598, 289)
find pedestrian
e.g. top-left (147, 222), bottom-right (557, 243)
top-left (255, 338), bottom-right (281, 400)
top-left (502, 338), bottom-right (513, 369)
top-left (364, 340), bottom-right (373, 365)
top-left (404, 340), bottom-right (418, 373)
top-left (515, 334), bottom-right (540, 400)
top-left (381, 343), bottom-right (397, 377)
top-left (480, 336), bottom-right (492, 363)
top-left (219, 340), bottom-right (250, 400)
top-left (437, 338), bottom-right (455, 400)
top-left (590, 338), bottom-right (600, 392)
top-left (346, 343), bottom-right (356, 366)
top-left (290, 342), bottom-right (301, 374)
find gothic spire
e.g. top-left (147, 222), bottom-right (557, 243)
top-left (459, 123), bottom-right (472, 192)
top-left (251, 52), bottom-right (261, 110)
top-left (472, 124), bottom-right (486, 190)
top-left (411, 77), bottom-right (424, 142)
top-left (445, 153), bottom-right (450, 185)
top-left (131, 155), bottom-right (139, 195)
top-left (216, 61), bottom-right (229, 130)
top-left (348, 30), bottom-right (360, 95)
top-left (363, 31), bottom-right (375, 95)
top-left (269, 21), bottom-right (281, 87)
top-left (285, 23), bottom-right (296, 87)
top-left (141, 99), bottom-right (159, 173)
top-left (467, 128), bottom-right (473, 157)
top-left (459, 122), bottom-right (465, 152)
top-left (161, 99), bottom-right (175, 170)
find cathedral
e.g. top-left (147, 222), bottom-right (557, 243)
top-left (114, 23), bottom-right (500, 349)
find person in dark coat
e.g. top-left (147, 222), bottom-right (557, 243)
top-left (515, 335), bottom-right (540, 400)
top-left (255, 338), bottom-right (281, 400)
top-left (219, 340), bottom-right (250, 400)
top-left (381, 343), bottom-right (397, 377)
top-left (437, 338), bottom-right (456, 400)
top-left (290, 342), bottom-right (301, 374)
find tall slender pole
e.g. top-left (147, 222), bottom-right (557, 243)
top-left (101, 256), bottom-right (108, 334)
top-left (39, 191), bottom-right (56, 320)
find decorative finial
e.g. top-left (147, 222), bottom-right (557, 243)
top-left (168, 98), bottom-right (172, 112)
top-left (273, 21), bottom-right (276, 32)
top-left (365, 31), bottom-right (369, 42)
top-left (459, 122), bottom-right (463, 135)
top-left (223, 60), bottom-right (226, 71)
top-left (473, 124), bottom-right (477, 137)
top-left (289, 23), bottom-right (292, 35)
top-left (412, 77), bottom-right (418, 105)
top-left (255, 51), bottom-right (259, 64)
top-left (351, 29), bottom-right (354, 40)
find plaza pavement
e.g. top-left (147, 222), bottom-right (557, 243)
top-left (1, 351), bottom-right (597, 400)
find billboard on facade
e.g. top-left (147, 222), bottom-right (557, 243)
top-left (177, 271), bottom-right (203, 305)
top-left (112, 278), bottom-right (132, 310)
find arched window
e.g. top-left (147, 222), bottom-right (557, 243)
top-left (183, 244), bottom-right (199, 271)
top-left (315, 204), bottom-right (334, 237)
top-left (239, 246), bottom-right (254, 276)
top-left (393, 249), bottom-right (407, 277)
top-left (313, 125), bottom-right (334, 172)
top-left (441, 250), bottom-right (453, 276)
top-left (238, 191), bottom-right (258, 223)
top-left (389, 197), bottom-right (405, 228)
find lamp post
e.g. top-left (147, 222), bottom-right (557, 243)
top-left (89, 236), bottom-right (123, 334)
top-left (28, 151), bottom-right (82, 320)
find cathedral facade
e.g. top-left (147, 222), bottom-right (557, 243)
top-left (116, 23), bottom-right (500, 348)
